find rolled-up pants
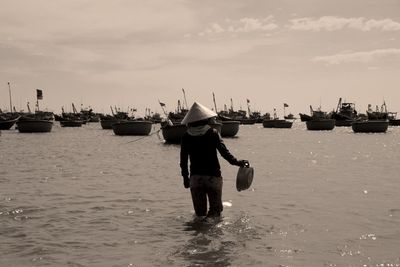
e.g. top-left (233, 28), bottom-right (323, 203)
top-left (190, 175), bottom-right (223, 217)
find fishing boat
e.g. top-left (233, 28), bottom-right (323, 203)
top-left (331, 98), bottom-right (358, 126)
top-left (112, 120), bottom-right (153, 136)
top-left (157, 89), bottom-right (190, 125)
top-left (262, 108), bottom-right (293, 128)
top-left (58, 104), bottom-right (85, 127)
top-left (16, 100), bottom-right (54, 133)
top-left (144, 108), bottom-right (162, 124)
top-left (1, 82), bottom-right (19, 130)
top-left (284, 113), bottom-right (295, 120)
top-left (352, 120), bottom-right (389, 133)
top-left (388, 112), bottom-right (400, 126)
top-left (366, 103), bottom-right (388, 121)
top-left (249, 111), bottom-right (264, 123)
top-left (0, 113), bottom-right (20, 130)
top-left (79, 106), bottom-right (100, 122)
top-left (263, 119), bottom-right (293, 128)
top-left (212, 93), bottom-right (240, 137)
top-left (216, 98), bottom-right (255, 125)
top-left (304, 106), bottom-right (335, 131)
top-left (16, 115), bottom-right (53, 133)
top-left (100, 106), bottom-right (133, 129)
top-left (299, 113), bottom-right (312, 122)
top-left (242, 99), bottom-right (258, 124)
top-left (161, 122), bottom-right (187, 144)
top-left (166, 100), bottom-right (188, 124)
top-left (351, 103), bottom-right (390, 133)
top-left (282, 103), bottom-right (295, 121)
top-left (220, 120), bottom-right (240, 137)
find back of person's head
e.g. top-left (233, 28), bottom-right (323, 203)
top-left (188, 119), bottom-right (209, 127)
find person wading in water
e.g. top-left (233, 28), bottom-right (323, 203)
top-left (180, 102), bottom-right (249, 218)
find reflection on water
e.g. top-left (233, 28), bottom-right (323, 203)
top-left (181, 217), bottom-right (230, 267)
top-left (177, 214), bottom-right (259, 267)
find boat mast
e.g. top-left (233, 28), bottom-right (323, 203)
top-left (8, 82), bottom-right (13, 113)
top-left (182, 88), bottom-right (188, 110)
top-left (283, 103), bottom-right (286, 118)
top-left (336, 98), bottom-right (342, 113)
top-left (212, 92), bottom-right (218, 113)
top-left (158, 100), bottom-right (168, 117)
top-left (177, 100), bottom-right (181, 113)
top-left (27, 102), bottom-right (31, 113)
top-left (36, 91), bottom-right (40, 112)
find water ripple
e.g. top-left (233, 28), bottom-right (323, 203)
top-left (1, 124), bottom-right (400, 266)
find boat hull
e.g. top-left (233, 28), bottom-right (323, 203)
top-left (60, 120), bottom-right (84, 127)
top-left (263, 119), bottom-right (293, 128)
top-left (100, 119), bottom-right (119, 129)
top-left (352, 120), bottom-right (389, 133)
top-left (221, 121), bottom-right (240, 137)
top-left (299, 113), bottom-right (312, 122)
top-left (88, 117), bottom-right (100, 123)
top-left (161, 124), bottom-right (187, 144)
top-left (16, 120), bottom-right (53, 133)
top-left (389, 119), bottom-right (400, 126)
top-left (335, 120), bottom-right (354, 127)
top-left (240, 119), bottom-right (257, 125)
top-left (0, 118), bottom-right (18, 130)
top-left (306, 119), bottom-right (335, 131)
top-left (112, 121), bottom-right (153, 136)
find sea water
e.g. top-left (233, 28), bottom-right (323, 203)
top-left (1, 122), bottom-right (400, 267)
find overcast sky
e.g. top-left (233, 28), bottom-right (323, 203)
top-left (1, 0), bottom-right (400, 116)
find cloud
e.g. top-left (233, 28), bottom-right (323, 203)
top-left (312, 48), bottom-right (400, 65)
top-left (289, 16), bottom-right (400, 31)
top-left (0, 1), bottom-right (196, 44)
top-left (198, 17), bottom-right (278, 36)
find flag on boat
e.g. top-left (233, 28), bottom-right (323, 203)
top-left (284, 103), bottom-right (289, 107)
top-left (36, 89), bottom-right (43, 100)
top-left (159, 101), bottom-right (166, 107)
top-left (247, 99), bottom-right (250, 103)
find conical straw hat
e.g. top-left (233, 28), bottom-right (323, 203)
top-left (181, 102), bottom-right (217, 125)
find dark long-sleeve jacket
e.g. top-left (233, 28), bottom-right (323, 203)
top-left (180, 128), bottom-right (240, 178)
